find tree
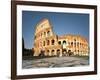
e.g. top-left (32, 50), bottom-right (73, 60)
top-left (22, 37), bottom-right (25, 56)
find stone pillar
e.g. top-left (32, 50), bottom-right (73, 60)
top-left (49, 50), bottom-right (51, 56)
top-left (60, 49), bottom-right (62, 57)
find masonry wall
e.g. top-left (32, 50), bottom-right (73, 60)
top-left (33, 18), bottom-right (89, 56)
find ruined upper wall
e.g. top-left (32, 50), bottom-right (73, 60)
top-left (35, 18), bottom-right (53, 35)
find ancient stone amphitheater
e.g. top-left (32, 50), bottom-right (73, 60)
top-left (32, 18), bottom-right (89, 57)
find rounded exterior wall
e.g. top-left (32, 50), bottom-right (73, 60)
top-left (33, 19), bottom-right (89, 57)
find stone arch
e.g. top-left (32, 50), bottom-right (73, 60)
top-left (47, 31), bottom-right (50, 36)
top-left (63, 40), bottom-right (66, 44)
top-left (39, 49), bottom-right (45, 57)
top-left (58, 41), bottom-right (61, 45)
top-left (68, 49), bottom-right (72, 56)
top-left (62, 49), bottom-right (67, 56)
top-left (71, 42), bottom-right (73, 46)
top-left (57, 49), bottom-right (60, 57)
top-left (47, 50), bottom-right (50, 56)
top-left (47, 40), bottom-right (50, 45)
top-left (74, 39), bottom-right (76, 42)
top-left (74, 42), bottom-right (76, 47)
top-left (44, 32), bottom-right (46, 36)
top-left (77, 42), bottom-right (79, 47)
top-left (51, 50), bottom-right (55, 56)
top-left (43, 41), bottom-right (45, 46)
top-left (51, 39), bottom-right (55, 45)
top-left (78, 50), bottom-right (79, 55)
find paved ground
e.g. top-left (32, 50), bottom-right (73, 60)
top-left (22, 56), bottom-right (89, 69)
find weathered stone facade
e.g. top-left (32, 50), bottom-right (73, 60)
top-left (33, 18), bottom-right (89, 56)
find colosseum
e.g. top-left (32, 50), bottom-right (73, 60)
top-left (32, 18), bottom-right (89, 57)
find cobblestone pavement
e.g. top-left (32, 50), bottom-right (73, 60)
top-left (22, 56), bottom-right (89, 69)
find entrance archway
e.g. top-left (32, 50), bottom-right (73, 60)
top-left (51, 50), bottom-right (55, 56)
top-left (57, 49), bottom-right (60, 57)
top-left (68, 50), bottom-right (72, 56)
top-left (62, 49), bottom-right (67, 56)
top-left (47, 50), bottom-right (50, 56)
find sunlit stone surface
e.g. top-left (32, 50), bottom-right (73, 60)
top-left (33, 18), bottom-right (89, 57)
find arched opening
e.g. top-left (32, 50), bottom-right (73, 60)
top-left (62, 49), bottom-right (67, 56)
top-left (74, 42), bottom-right (76, 47)
top-left (39, 50), bottom-right (45, 57)
top-left (74, 39), bottom-right (76, 42)
top-left (63, 40), bottom-right (66, 44)
top-left (47, 50), bottom-right (49, 53)
top-left (78, 50), bottom-right (79, 53)
top-left (58, 41), bottom-right (61, 45)
top-left (71, 42), bottom-right (73, 46)
top-left (47, 50), bottom-right (50, 56)
top-left (43, 41), bottom-right (45, 46)
top-left (63, 49), bottom-right (66, 52)
top-left (51, 39), bottom-right (55, 45)
top-left (63, 41), bottom-right (66, 49)
top-left (47, 40), bottom-right (50, 45)
top-left (68, 50), bottom-right (72, 56)
top-left (77, 42), bottom-right (79, 47)
top-left (68, 42), bottom-right (70, 45)
top-left (57, 49), bottom-right (60, 57)
top-left (74, 39), bottom-right (76, 47)
top-left (80, 43), bottom-right (82, 47)
top-left (47, 31), bottom-right (50, 36)
top-left (44, 32), bottom-right (46, 36)
top-left (77, 50), bottom-right (80, 56)
top-left (51, 50), bottom-right (55, 56)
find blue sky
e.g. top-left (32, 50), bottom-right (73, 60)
top-left (22, 11), bottom-right (89, 49)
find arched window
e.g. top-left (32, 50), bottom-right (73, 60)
top-left (47, 40), bottom-right (50, 45)
top-left (57, 49), bottom-right (60, 52)
top-left (51, 50), bottom-right (55, 54)
top-left (78, 50), bottom-right (79, 52)
top-left (63, 49), bottom-right (66, 52)
top-left (71, 42), bottom-right (73, 46)
top-left (77, 42), bottom-right (79, 47)
top-left (58, 41), bottom-right (61, 45)
top-left (57, 49), bottom-right (60, 56)
top-left (68, 42), bottom-right (70, 45)
top-left (74, 42), bottom-right (76, 47)
top-left (57, 49), bottom-right (60, 53)
top-left (80, 43), bottom-right (81, 47)
top-left (51, 50), bottom-right (55, 55)
top-left (44, 32), bottom-right (46, 36)
top-left (43, 41), bottom-right (45, 46)
top-left (51, 39), bottom-right (55, 45)
top-left (47, 31), bottom-right (50, 36)
top-left (63, 40), bottom-right (66, 44)
top-left (47, 50), bottom-right (49, 52)
top-left (47, 50), bottom-right (49, 54)
top-left (74, 39), bottom-right (76, 42)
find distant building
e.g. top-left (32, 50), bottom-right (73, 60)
top-left (33, 18), bottom-right (89, 56)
